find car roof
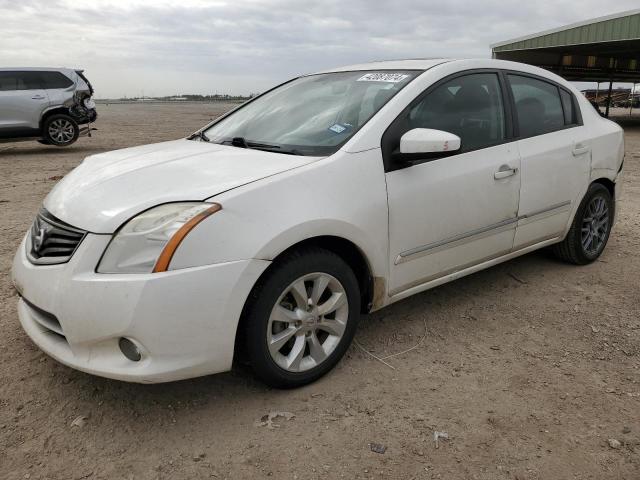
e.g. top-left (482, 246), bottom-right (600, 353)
top-left (314, 58), bottom-right (453, 74)
top-left (0, 67), bottom-right (79, 75)
top-left (310, 58), bottom-right (574, 88)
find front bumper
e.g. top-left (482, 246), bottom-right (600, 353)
top-left (12, 233), bottom-right (269, 383)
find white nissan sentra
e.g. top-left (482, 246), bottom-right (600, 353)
top-left (12, 59), bottom-right (624, 388)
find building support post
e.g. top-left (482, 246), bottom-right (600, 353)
top-left (605, 79), bottom-right (613, 118)
top-left (631, 83), bottom-right (636, 116)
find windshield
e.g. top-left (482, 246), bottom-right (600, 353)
top-left (202, 70), bottom-right (420, 156)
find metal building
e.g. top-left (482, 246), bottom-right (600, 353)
top-left (491, 9), bottom-right (640, 116)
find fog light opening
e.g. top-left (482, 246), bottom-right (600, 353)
top-left (119, 337), bottom-right (142, 362)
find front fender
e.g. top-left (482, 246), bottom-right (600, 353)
top-left (171, 213), bottom-right (387, 280)
top-left (253, 218), bottom-right (381, 269)
top-left (169, 150), bottom-right (390, 281)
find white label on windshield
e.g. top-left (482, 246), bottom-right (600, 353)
top-left (357, 73), bottom-right (410, 83)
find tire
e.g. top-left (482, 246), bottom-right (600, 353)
top-left (242, 248), bottom-right (360, 388)
top-left (552, 183), bottom-right (614, 265)
top-left (42, 114), bottom-right (79, 147)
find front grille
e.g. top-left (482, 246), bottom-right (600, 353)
top-left (27, 209), bottom-right (86, 265)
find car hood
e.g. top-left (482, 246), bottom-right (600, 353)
top-left (44, 139), bottom-right (319, 233)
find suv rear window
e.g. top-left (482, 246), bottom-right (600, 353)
top-left (40, 71), bottom-right (74, 89)
top-left (0, 71), bottom-right (42, 91)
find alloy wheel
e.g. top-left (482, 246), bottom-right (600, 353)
top-left (267, 272), bottom-right (349, 372)
top-left (48, 119), bottom-right (75, 143)
top-left (581, 194), bottom-right (610, 255)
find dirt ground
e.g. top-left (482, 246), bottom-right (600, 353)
top-left (1, 103), bottom-right (639, 480)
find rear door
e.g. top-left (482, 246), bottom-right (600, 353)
top-left (39, 71), bottom-right (75, 106)
top-left (506, 73), bottom-right (591, 249)
top-left (0, 71), bottom-right (49, 134)
top-left (384, 71), bottom-right (521, 295)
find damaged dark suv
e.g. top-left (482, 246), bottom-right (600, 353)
top-left (0, 68), bottom-right (97, 147)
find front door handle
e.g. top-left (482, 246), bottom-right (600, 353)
top-left (494, 165), bottom-right (518, 180)
top-left (31, 95), bottom-right (45, 100)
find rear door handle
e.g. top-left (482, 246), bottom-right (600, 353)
top-left (572, 143), bottom-right (590, 156)
top-left (494, 165), bottom-right (518, 180)
top-left (31, 95), bottom-right (45, 100)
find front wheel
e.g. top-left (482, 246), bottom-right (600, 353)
top-left (553, 183), bottom-right (614, 264)
top-left (43, 114), bottom-right (79, 147)
top-left (242, 248), bottom-right (360, 388)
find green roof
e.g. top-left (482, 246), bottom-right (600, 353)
top-left (491, 10), bottom-right (640, 82)
top-left (492, 9), bottom-right (640, 52)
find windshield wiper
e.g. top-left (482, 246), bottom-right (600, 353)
top-left (231, 136), bottom-right (249, 148)
top-left (224, 137), bottom-right (303, 155)
top-left (230, 137), bottom-right (277, 149)
top-left (188, 130), bottom-right (210, 142)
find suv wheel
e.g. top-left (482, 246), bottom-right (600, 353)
top-left (43, 114), bottom-right (79, 146)
top-left (242, 248), bottom-right (360, 388)
top-left (552, 183), bottom-right (613, 265)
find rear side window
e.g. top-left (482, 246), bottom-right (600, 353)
top-left (0, 71), bottom-right (42, 91)
top-left (40, 71), bottom-right (74, 89)
top-left (508, 74), bottom-right (565, 138)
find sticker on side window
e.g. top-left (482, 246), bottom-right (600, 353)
top-left (357, 73), bottom-right (410, 83)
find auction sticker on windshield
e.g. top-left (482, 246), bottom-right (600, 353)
top-left (357, 73), bottom-right (410, 83)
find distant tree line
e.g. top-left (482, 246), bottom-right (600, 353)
top-left (95, 93), bottom-right (260, 103)
top-left (116, 93), bottom-right (257, 101)
top-left (164, 93), bottom-right (256, 101)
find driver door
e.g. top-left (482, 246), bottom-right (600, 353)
top-left (0, 71), bottom-right (49, 133)
top-left (384, 71), bottom-right (521, 295)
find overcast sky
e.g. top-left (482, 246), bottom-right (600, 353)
top-left (2, 0), bottom-right (638, 98)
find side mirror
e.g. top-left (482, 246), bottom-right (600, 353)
top-left (399, 128), bottom-right (461, 155)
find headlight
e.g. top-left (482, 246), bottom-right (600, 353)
top-left (97, 202), bottom-right (222, 274)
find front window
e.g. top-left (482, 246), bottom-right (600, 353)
top-left (0, 71), bottom-right (42, 91)
top-left (405, 73), bottom-right (506, 152)
top-left (201, 70), bottom-right (420, 156)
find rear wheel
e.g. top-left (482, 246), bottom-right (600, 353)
top-left (553, 183), bottom-right (613, 265)
top-left (242, 248), bottom-right (360, 388)
top-left (43, 114), bottom-right (79, 147)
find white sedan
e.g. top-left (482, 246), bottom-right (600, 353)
top-left (12, 59), bottom-right (624, 388)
